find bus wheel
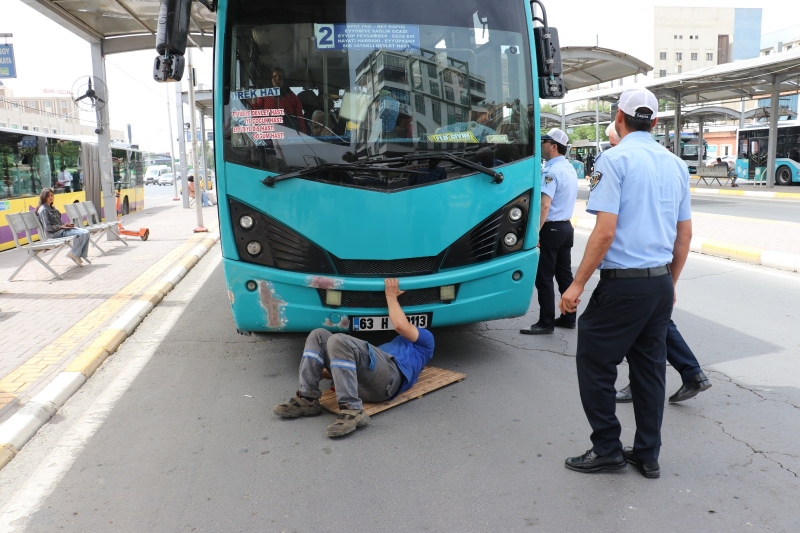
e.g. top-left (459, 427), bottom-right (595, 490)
top-left (123, 197), bottom-right (130, 215)
top-left (776, 166), bottom-right (792, 186)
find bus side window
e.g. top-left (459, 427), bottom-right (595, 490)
top-left (738, 139), bottom-right (747, 158)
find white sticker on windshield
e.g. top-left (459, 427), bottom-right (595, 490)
top-left (230, 87), bottom-right (281, 100)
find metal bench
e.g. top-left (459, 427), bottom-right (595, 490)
top-left (4, 211), bottom-right (76, 281)
top-left (64, 202), bottom-right (109, 256)
top-left (82, 201), bottom-right (128, 248)
top-left (695, 165), bottom-right (733, 187)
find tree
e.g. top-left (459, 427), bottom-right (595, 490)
top-left (573, 101), bottom-right (611, 113)
top-left (568, 125), bottom-right (608, 143)
top-left (540, 103), bottom-right (560, 114)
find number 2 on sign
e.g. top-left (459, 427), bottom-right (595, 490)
top-left (315, 24), bottom-right (335, 48)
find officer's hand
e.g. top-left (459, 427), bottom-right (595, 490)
top-left (559, 283), bottom-right (583, 314)
top-left (384, 278), bottom-right (405, 298)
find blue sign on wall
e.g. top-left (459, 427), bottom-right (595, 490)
top-left (0, 44), bottom-right (16, 79)
top-left (314, 24), bottom-right (419, 51)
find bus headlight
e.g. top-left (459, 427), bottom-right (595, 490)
top-left (509, 207), bottom-right (523, 221)
top-left (246, 241), bottom-right (262, 256)
top-left (503, 233), bottom-right (518, 247)
top-left (239, 215), bottom-right (254, 229)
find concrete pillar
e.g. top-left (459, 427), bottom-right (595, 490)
top-left (560, 103), bottom-right (566, 132)
top-left (697, 117), bottom-right (704, 171)
top-left (766, 75), bottom-right (780, 188)
top-left (175, 81), bottom-right (189, 208)
top-left (595, 98), bottom-right (600, 153)
top-left (89, 42), bottom-right (116, 225)
top-left (165, 84), bottom-right (179, 201)
top-left (673, 93), bottom-right (681, 157)
top-left (199, 112), bottom-right (209, 191)
top-left (187, 49), bottom-right (206, 231)
top-left (739, 98), bottom-right (745, 130)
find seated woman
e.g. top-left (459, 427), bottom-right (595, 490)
top-left (36, 188), bottom-right (90, 267)
top-left (187, 175), bottom-right (214, 207)
top-left (251, 67), bottom-right (306, 134)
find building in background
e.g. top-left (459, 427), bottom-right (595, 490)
top-left (653, 7), bottom-right (762, 78)
top-left (760, 25), bottom-right (800, 56)
top-left (0, 82), bottom-right (124, 140)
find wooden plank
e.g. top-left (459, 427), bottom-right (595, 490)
top-left (319, 366), bottom-right (466, 416)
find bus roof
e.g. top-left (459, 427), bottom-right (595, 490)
top-left (740, 120), bottom-right (800, 131)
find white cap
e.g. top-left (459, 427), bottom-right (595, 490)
top-left (542, 128), bottom-right (569, 147)
top-left (618, 88), bottom-right (658, 120)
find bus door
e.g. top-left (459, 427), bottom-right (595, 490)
top-left (749, 138), bottom-right (767, 181)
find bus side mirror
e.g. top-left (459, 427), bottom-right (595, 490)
top-left (153, 0), bottom-right (193, 82)
top-left (534, 26), bottom-right (564, 99)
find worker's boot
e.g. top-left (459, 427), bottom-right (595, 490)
top-left (272, 393), bottom-right (322, 418)
top-left (326, 409), bottom-right (370, 438)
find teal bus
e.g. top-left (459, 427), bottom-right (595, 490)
top-left (736, 121), bottom-right (800, 186)
top-left (156, 0), bottom-right (563, 333)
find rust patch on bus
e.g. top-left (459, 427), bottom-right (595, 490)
top-left (257, 280), bottom-right (287, 329)
top-left (323, 315), bottom-right (350, 329)
top-left (227, 289), bottom-right (235, 304)
top-left (305, 276), bottom-right (344, 290)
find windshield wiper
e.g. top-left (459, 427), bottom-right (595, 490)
top-left (262, 163), bottom-right (426, 188)
top-left (368, 151), bottom-right (504, 184)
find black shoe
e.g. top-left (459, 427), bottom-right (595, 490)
top-left (669, 372), bottom-right (711, 403)
top-left (553, 315), bottom-right (576, 329)
top-left (622, 446), bottom-right (660, 478)
top-left (564, 449), bottom-right (627, 473)
top-left (616, 384), bottom-right (633, 403)
top-left (520, 324), bottom-right (554, 335)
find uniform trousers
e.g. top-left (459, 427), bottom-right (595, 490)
top-left (299, 329), bottom-right (401, 410)
top-left (577, 273), bottom-right (674, 463)
top-left (535, 221), bottom-right (576, 328)
top-left (664, 320), bottom-right (702, 382)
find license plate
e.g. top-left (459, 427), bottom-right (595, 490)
top-left (351, 314), bottom-right (430, 332)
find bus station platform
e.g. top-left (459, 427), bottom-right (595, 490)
top-left (0, 204), bottom-right (219, 427)
top-left (575, 179), bottom-right (800, 271)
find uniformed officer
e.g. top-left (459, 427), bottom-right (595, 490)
top-left (559, 88), bottom-right (693, 479)
top-left (521, 128), bottom-right (578, 335)
top-left (606, 124), bottom-right (712, 405)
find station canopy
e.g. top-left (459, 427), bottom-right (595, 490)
top-left (559, 46), bottom-right (652, 92)
top-left (557, 47), bottom-right (800, 106)
top-left (21, 0), bottom-right (215, 54)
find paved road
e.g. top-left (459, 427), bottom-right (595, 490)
top-left (144, 181), bottom-right (182, 210)
top-left (578, 188), bottom-right (800, 223)
top-left (1, 235), bottom-right (799, 532)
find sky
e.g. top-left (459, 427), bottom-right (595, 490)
top-left (0, 0), bottom-right (793, 154)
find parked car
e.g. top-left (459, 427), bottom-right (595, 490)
top-left (158, 173), bottom-right (174, 186)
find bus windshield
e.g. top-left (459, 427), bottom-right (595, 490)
top-left (223, 0), bottom-right (534, 188)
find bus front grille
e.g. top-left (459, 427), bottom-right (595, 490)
top-left (333, 256), bottom-right (438, 276)
top-left (317, 287), bottom-right (452, 309)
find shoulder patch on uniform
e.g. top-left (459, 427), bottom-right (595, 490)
top-left (589, 171), bottom-right (603, 191)
top-left (545, 174), bottom-right (554, 184)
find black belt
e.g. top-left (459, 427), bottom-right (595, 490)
top-left (543, 220), bottom-right (572, 224)
top-left (600, 265), bottom-right (671, 279)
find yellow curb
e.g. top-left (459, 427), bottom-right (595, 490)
top-left (701, 240), bottom-right (762, 264)
top-left (0, 445), bottom-right (16, 470)
top-left (774, 192), bottom-right (800, 200)
top-left (65, 329), bottom-right (127, 378)
top-left (179, 255), bottom-right (199, 271)
top-left (149, 280), bottom-right (174, 296)
top-left (140, 289), bottom-right (165, 306)
top-left (716, 190), bottom-right (745, 197)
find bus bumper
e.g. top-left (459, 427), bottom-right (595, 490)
top-left (222, 249), bottom-right (539, 333)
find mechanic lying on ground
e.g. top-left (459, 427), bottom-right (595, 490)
top-left (272, 278), bottom-right (435, 438)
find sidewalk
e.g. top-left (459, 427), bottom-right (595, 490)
top-left (573, 180), bottom-right (800, 271)
top-left (0, 203), bottom-right (220, 424)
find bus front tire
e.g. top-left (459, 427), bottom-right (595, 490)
top-left (776, 166), bottom-right (792, 186)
